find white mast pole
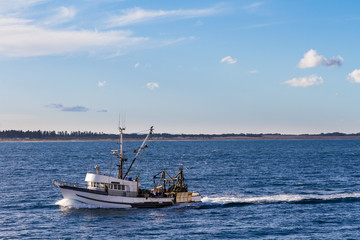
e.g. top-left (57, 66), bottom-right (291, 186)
top-left (119, 126), bottom-right (125, 159)
top-left (117, 126), bottom-right (126, 179)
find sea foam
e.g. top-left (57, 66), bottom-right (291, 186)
top-left (55, 198), bottom-right (99, 209)
top-left (202, 192), bottom-right (360, 205)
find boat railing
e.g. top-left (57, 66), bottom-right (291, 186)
top-left (58, 180), bottom-right (87, 189)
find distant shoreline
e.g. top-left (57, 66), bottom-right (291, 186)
top-left (2, 134), bottom-right (360, 142)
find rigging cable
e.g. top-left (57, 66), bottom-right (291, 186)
top-left (130, 134), bottom-right (153, 190)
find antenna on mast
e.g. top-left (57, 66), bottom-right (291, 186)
top-left (123, 112), bottom-right (127, 129)
top-left (118, 113), bottom-right (121, 131)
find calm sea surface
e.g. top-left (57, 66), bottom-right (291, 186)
top-left (1, 140), bottom-right (360, 239)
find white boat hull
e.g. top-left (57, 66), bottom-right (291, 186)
top-left (58, 185), bottom-right (201, 208)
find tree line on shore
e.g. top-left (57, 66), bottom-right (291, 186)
top-left (0, 130), bottom-right (116, 139)
top-left (0, 130), bottom-right (359, 140)
top-left (0, 130), bottom-right (264, 139)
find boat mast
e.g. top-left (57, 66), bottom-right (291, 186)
top-left (111, 126), bottom-right (127, 179)
top-left (123, 126), bottom-right (153, 179)
top-left (118, 126), bottom-right (126, 179)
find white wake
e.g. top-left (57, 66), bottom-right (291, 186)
top-left (55, 198), bottom-right (99, 209)
top-left (202, 192), bottom-right (360, 204)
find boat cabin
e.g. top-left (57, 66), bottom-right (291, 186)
top-left (85, 168), bottom-right (139, 197)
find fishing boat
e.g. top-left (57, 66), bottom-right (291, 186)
top-left (53, 126), bottom-right (201, 208)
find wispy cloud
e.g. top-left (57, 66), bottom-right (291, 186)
top-left (0, 15), bottom-right (199, 57)
top-left (98, 81), bottom-right (106, 87)
top-left (147, 82), bottom-right (159, 90)
top-left (245, 22), bottom-right (281, 29)
top-left (0, 2), bottom-right (215, 58)
top-left (0, 16), bottom-right (148, 57)
top-left (0, 0), bottom-right (46, 13)
top-left (283, 75), bottom-right (323, 87)
top-left (134, 62), bottom-right (140, 68)
top-left (220, 56), bottom-right (237, 64)
top-left (46, 104), bottom-right (90, 112)
top-left (107, 5), bottom-right (221, 27)
top-left (249, 70), bottom-right (258, 74)
top-left (298, 49), bottom-right (343, 68)
top-left (44, 6), bottom-right (76, 25)
top-left (243, 2), bottom-right (263, 13)
top-left (347, 68), bottom-right (360, 83)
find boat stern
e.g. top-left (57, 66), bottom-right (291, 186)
top-left (175, 192), bottom-right (202, 203)
top-left (191, 192), bottom-right (202, 202)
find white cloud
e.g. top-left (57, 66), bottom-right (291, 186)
top-left (0, 3), bottom-right (208, 58)
top-left (284, 75), bottom-right (324, 87)
top-left (0, 16), bottom-right (148, 57)
top-left (107, 6), bottom-right (220, 27)
top-left (0, 3), bottom-right (218, 58)
top-left (147, 82), bottom-right (159, 90)
top-left (220, 56), bottom-right (237, 64)
top-left (44, 6), bottom-right (76, 25)
top-left (59, 6), bottom-right (76, 19)
top-left (347, 69), bottom-right (360, 83)
top-left (298, 49), bottom-right (343, 68)
top-left (249, 70), bottom-right (258, 74)
top-left (0, 0), bottom-right (46, 13)
top-left (134, 62), bottom-right (140, 68)
top-left (0, 17), bottom-right (33, 25)
top-left (98, 81), bottom-right (106, 87)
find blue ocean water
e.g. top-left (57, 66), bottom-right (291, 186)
top-left (1, 140), bottom-right (360, 239)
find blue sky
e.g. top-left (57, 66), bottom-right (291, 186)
top-left (1, 0), bottom-right (360, 134)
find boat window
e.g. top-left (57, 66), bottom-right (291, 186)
top-left (113, 185), bottom-right (124, 190)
